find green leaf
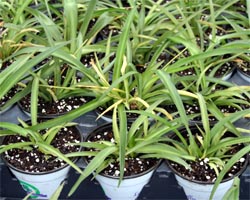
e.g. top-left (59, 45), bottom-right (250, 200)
top-left (210, 146), bottom-right (250, 200)
top-left (156, 70), bottom-right (189, 127)
top-left (113, 8), bottom-right (135, 83)
top-left (0, 142), bottom-right (33, 154)
top-left (64, 0), bottom-right (78, 52)
top-left (0, 122), bottom-right (30, 138)
top-left (30, 72), bottom-right (40, 125)
top-left (196, 93), bottom-right (210, 151)
top-left (79, 0), bottom-right (98, 40)
top-left (117, 104), bottom-right (127, 184)
top-left (68, 146), bottom-right (117, 197)
top-left (37, 142), bottom-right (82, 174)
top-left (222, 177), bottom-right (240, 200)
top-left (50, 181), bottom-right (66, 200)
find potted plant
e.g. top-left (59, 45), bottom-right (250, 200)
top-left (90, 53), bottom-right (171, 123)
top-left (66, 101), bottom-right (187, 199)
top-left (77, 5), bottom-right (174, 123)
top-left (156, 70), bottom-right (250, 200)
top-left (0, 117), bottom-right (83, 199)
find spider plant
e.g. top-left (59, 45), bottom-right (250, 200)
top-left (72, 5), bottom-right (175, 122)
top-left (156, 69), bottom-right (250, 200)
top-left (78, 38), bottom-right (172, 122)
top-left (169, 72), bottom-right (250, 119)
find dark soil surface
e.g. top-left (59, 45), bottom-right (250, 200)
top-left (86, 126), bottom-right (158, 177)
top-left (168, 144), bottom-right (247, 183)
top-left (0, 60), bottom-right (14, 71)
top-left (19, 65), bottom-right (94, 116)
top-left (176, 67), bottom-right (196, 76)
top-left (206, 62), bottom-right (235, 78)
top-left (164, 102), bottom-right (239, 122)
top-left (19, 95), bottom-right (93, 116)
top-left (3, 124), bottom-right (81, 173)
top-left (176, 63), bottom-right (235, 78)
top-left (98, 25), bottom-right (120, 40)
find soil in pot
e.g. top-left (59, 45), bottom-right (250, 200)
top-left (19, 95), bottom-right (94, 117)
top-left (19, 67), bottom-right (94, 116)
top-left (97, 23), bottom-right (120, 41)
top-left (163, 102), bottom-right (239, 123)
top-left (80, 52), bottom-right (106, 67)
top-left (231, 1), bottom-right (247, 16)
top-left (206, 61), bottom-right (236, 80)
top-left (176, 67), bottom-right (196, 76)
top-left (0, 59), bottom-right (15, 71)
top-left (168, 149), bottom-right (247, 183)
top-left (2, 121), bottom-right (82, 172)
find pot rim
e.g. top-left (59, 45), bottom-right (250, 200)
top-left (84, 123), bottom-right (162, 180)
top-left (237, 67), bottom-right (250, 81)
top-left (0, 104), bottom-right (14, 115)
top-left (1, 119), bottom-right (83, 175)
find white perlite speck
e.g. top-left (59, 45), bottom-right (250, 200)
top-left (114, 170), bottom-right (120, 176)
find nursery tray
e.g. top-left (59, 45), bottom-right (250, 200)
top-left (0, 71), bottom-right (250, 199)
top-left (0, 162), bottom-right (250, 200)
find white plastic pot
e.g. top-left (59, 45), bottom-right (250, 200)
top-left (174, 173), bottom-right (234, 200)
top-left (95, 167), bottom-right (156, 200)
top-left (9, 164), bottom-right (71, 199)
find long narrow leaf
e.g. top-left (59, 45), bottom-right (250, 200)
top-left (68, 146), bottom-right (117, 197)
